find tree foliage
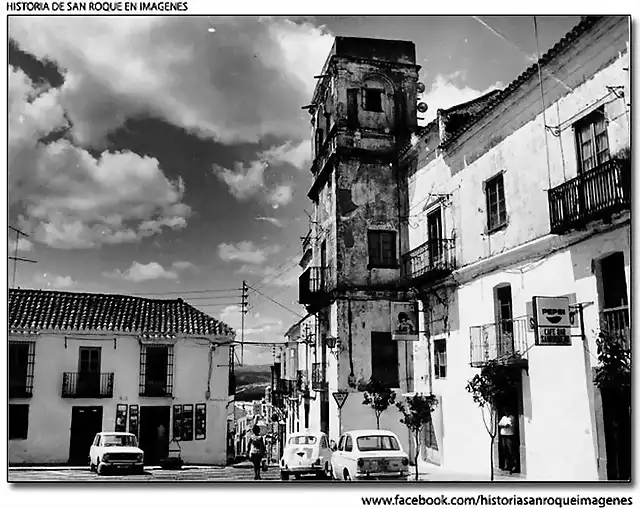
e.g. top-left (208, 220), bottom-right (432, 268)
top-left (362, 378), bottom-right (397, 429)
top-left (465, 361), bottom-right (520, 481)
top-left (593, 331), bottom-right (630, 394)
top-left (396, 393), bottom-right (439, 481)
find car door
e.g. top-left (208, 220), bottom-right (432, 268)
top-left (89, 434), bottom-right (100, 464)
top-left (331, 435), bottom-right (346, 480)
top-left (343, 434), bottom-right (356, 479)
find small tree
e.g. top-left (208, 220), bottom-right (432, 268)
top-left (362, 378), bottom-right (396, 429)
top-left (465, 361), bottom-right (519, 481)
top-left (396, 393), bottom-right (438, 481)
top-left (593, 331), bottom-right (630, 394)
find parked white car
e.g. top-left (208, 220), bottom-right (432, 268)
top-left (89, 432), bottom-right (144, 475)
top-left (280, 431), bottom-right (333, 480)
top-left (330, 429), bottom-right (410, 481)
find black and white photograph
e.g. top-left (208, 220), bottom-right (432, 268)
top-left (5, 7), bottom-right (632, 498)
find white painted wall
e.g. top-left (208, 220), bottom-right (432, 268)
top-left (9, 333), bottom-right (231, 465)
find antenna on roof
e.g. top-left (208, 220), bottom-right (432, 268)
top-left (8, 226), bottom-right (36, 288)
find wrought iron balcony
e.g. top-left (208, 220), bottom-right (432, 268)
top-left (469, 318), bottom-right (529, 368)
top-left (600, 306), bottom-right (630, 346)
top-left (402, 238), bottom-right (456, 285)
top-left (9, 378), bottom-right (33, 399)
top-left (311, 362), bottom-right (327, 391)
top-left (548, 159), bottom-right (630, 234)
top-left (62, 372), bottom-right (114, 398)
top-left (299, 266), bottom-right (334, 307)
top-left (139, 379), bottom-right (172, 397)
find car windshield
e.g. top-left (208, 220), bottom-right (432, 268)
top-left (102, 435), bottom-right (137, 447)
top-left (356, 435), bottom-right (400, 452)
top-left (289, 436), bottom-right (317, 445)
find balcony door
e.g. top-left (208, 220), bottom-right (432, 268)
top-left (427, 208), bottom-right (443, 269)
top-left (78, 347), bottom-right (101, 397)
top-left (495, 285), bottom-right (514, 358)
top-left (598, 252), bottom-right (629, 342)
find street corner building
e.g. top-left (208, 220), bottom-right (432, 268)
top-left (280, 16), bottom-right (630, 482)
top-left (8, 288), bottom-right (236, 467)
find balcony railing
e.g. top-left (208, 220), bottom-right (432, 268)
top-left (600, 306), bottom-right (630, 346)
top-left (9, 378), bottom-right (33, 399)
top-left (299, 266), bottom-right (334, 306)
top-left (402, 238), bottom-right (456, 284)
top-left (311, 362), bottom-right (327, 391)
top-left (62, 372), bottom-right (114, 398)
top-left (139, 379), bottom-right (172, 397)
top-left (548, 159), bottom-right (630, 234)
top-left (469, 318), bottom-right (529, 367)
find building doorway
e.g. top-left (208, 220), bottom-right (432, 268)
top-left (69, 406), bottom-right (103, 465)
top-left (139, 406), bottom-right (171, 465)
top-left (495, 371), bottom-right (524, 475)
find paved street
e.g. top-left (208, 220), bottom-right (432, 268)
top-left (8, 466), bottom-right (320, 483)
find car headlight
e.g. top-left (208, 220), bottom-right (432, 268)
top-left (137, 454), bottom-right (143, 461)
top-left (401, 458), bottom-right (409, 467)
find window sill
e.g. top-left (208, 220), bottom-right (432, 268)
top-left (367, 264), bottom-right (399, 270)
top-left (486, 221), bottom-right (508, 236)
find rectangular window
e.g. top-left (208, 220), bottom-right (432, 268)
top-left (172, 405), bottom-right (183, 440)
top-left (575, 109), bottom-right (610, 173)
top-left (139, 344), bottom-right (174, 397)
top-left (371, 332), bottom-right (399, 387)
top-left (347, 88), bottom-right (359, 128)
top-left (9, 341), bottom-right (35, 398)
top-left (181, 404), bottom-right (194, 441)
top-left (368, 230), bottom-right (397, 268)
top-left (315, 128), bottom-right (324, 156)
top-left (115, 404), bottom-right (128, 432)
top-left (434, 340), bottom-right (447, 379)
top-left (363, 88), bottom-right (383, 112)
top-left (195, 403), bottom-right (207, 440)
top-left (9, 404), bottom-right (29, 440)
top-left (128, 405), bottom-right (139, 437)
top-left (485, 173), bottom-right (507, 232)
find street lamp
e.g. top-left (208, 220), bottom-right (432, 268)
top-left (324, 335), bottom-right (340, 359)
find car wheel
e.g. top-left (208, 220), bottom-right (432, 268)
top-left (280, 471), bottom-right (289, 481)
top-left (294, 473), bottom-right (301, 480)
top-left (343, 469), bottom-right (352, 481)
top-left (89, 459), bottom-right (96, 472)
top-left (97, 462), bottom-right (107, 476)
top-left (320, 462), bottom-right (330, 480)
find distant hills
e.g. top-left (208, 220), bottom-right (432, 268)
top-left (234, 364), bottom-right (272, 402)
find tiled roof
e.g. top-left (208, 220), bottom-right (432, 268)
top-left (438, 16), bottom-right (602, 149)
top-left (9, 288), bottom-right (235, 338)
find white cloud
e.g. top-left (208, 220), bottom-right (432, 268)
top-left (218, 305), bottom-right (284, 336)
top-left (256, 217), bottom-right (283, 227)
top-left (265, 184), bottom-right (294, 209)
top-left (211, 140), bottom-right (304, 206)
top-left (104, 261), bottom-right (179, 282)
top-left (9, 17), bottom-right (334, 147)
top-left (9, 66), bottom-right (191, 249)
top-left (33, 273), bottom-right (75, 289)
top-left (8, 237), bottom-right (34, 252)
top-left (172, 261), bottom-right (197, 271)
top-left (420, 73), bottom-right (504, 124)
top-left (218, 241), bottom-right (279, 264)
top-left (261, 139), bottom-right (311, 170)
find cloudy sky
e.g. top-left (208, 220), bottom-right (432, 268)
top-left (8, 15), bottom-right (581, 364)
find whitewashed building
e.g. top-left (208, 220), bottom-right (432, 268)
top-left (401, 16), bottom-right (630, 481)
top-left (288, 15), bottom-right (630, 481)
top-left (9, 288), bottom-right (235, 466)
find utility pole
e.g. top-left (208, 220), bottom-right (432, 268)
top-left (8, 226), bottom-right (36, 288)
top-left (240, 280), bottom-right (249, 366)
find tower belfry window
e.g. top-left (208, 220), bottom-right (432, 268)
top-left (363, 88), bottom-right (383, 112)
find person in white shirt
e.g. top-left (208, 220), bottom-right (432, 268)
top-left (498, 409), bottom-right (517, 473)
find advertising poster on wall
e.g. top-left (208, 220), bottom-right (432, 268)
top-left (391, 302), bottom-right (419, 341)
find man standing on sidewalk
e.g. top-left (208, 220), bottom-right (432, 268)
top-left (498, 409), bottom-right (518, 473)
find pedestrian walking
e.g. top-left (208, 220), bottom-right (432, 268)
top-left (498, 409), bottom-right (518, 473)
top-left (248, 425), bottom-right (266, 480)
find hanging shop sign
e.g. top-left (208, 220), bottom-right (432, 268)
top-left (532, 296), bottom-right (572, 346)
top-left (115, 404), bottom-right (128, 432)
top-left (391, 302), bottom-right (419, 341)
top-left (332, 391), bottom-right (349, 409)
